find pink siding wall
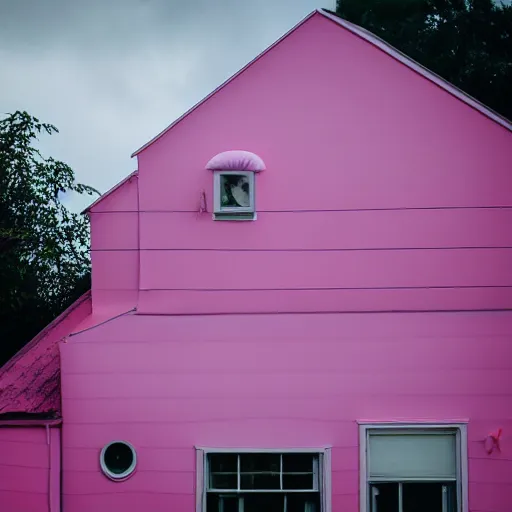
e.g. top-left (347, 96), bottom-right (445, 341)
top-left (89, 174), bottom-right (139, 315)
top-left (60, 312), bottom-right (512, 512)
top-left (0, 426), bottom-right (60, 512)
top-left (133, 14), bottom-right (512, 314)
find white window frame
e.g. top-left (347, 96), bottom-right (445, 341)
top-left (213, 170), bottom-right (256, 221)
top-left (196, 447), bottom-right (332, 512)
top-left (358, 422), bottom-right (468, 512)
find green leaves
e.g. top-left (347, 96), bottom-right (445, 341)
top-left (335, 0), bottom-right (512, 121)
top-left (0, 111), bottom-right (99, 365)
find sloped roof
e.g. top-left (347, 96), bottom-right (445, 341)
top-left (131, 9), bottom-right (511, 157)
top-left (0, 291), bottom-right (92, 418)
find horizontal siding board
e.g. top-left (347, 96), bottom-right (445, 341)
top-left (0, 441), bottom-right (48, 468)
top-left (139, 249), bottom-right (512, 290)
top-left (90, 212), bottom-right (138, 251)
top-left (331, 470), bottom-right (358, 496)
top-left (61, 396), bottom-right (512, 424)
top-left (61, 369), bottom-right (512, 399)
top-left (139, 209), bottom-right (512, 250)
top-left (91, 251), bottom-right (138, 290)
top-left (89, 290), bottom-right (139, 315)
top-left (60, 338), bottom-right (512, 373)
top-left (65, 311), bottom-right (512, 342)
top-left (0, 465), bottom-right (48, 494)
top-left (0, 491), bottom-right (47, 509)
top-left (137, 287), bottom-right (512, 314)
top-left (63, 469), bottom-right (194, 494)
top-left (63, 447), bottom-right (195, 472)
top-left (331, 447), bottom-right (359, 472)
top-left (0, 427), bottom-right (46, 444)
top-left (62, 420), bottom-right (354, 449)
top-left (62, 492), bottom-right (194, 512)
top-left (469, 482), bottom-right (512, 511)
top-left (468, 458), bottom-right (512, 484)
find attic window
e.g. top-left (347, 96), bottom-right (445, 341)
top-left (206, 150), bottom-right (265, 221)
top-left (213, 171), bottom-right (255, 220)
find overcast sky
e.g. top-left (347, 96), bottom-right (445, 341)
top-left (0, 0), bottom-right (334, 211)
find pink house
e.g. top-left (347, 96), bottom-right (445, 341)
top-left (1, 9), bottom-right (512, 512)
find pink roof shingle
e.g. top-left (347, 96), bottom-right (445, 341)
top-left (0, 292), bottom-right (92, 417)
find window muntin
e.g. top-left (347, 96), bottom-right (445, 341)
top-left (206, 452), bottom-right (321, 512)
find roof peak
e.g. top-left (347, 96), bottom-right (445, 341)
top-left (130, 8), bottom-right (510, 158)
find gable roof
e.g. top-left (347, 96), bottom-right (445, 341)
top-left (0, 291), bottom-right (91, 418)
top-left (131, 9), bottom-right (511, 158)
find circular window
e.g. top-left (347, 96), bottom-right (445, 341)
top-left (100, 441), bottom-right (137, 480)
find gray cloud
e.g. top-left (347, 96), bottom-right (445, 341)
top-left (0, 0), bottom-right (331, 211)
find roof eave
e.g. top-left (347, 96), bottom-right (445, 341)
top-left (0, 416), bottom-right (62, 427)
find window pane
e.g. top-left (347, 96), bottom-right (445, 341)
top-left (403, 482), bottom-right (456, 512)
top-left (370, 483), bottom-right (399, 512)
top-left (209, 454), bottom-right (238, 490)
top-left (240, 472), bottom-right (280, 490)
top-left (283, 473), bottom-right (314, 490)
top-left (240, 453), bottom-right (280, 472)
top-left (207, 494), bottom-right (239, 512)
top-left (368, 432), bottom-right (457, 479)
top-left (220, 174), bottom-right (251, 208)
top-left (282, 454), bottom-right (314, 473)
top-left (209, 454), bottom-right (238, 473)
top-left (287, 492), bottom-right (320, 512)
top-left (243, 493), bottom-right (284, 512)
top-left (210, 472), bottom-right (237, 490)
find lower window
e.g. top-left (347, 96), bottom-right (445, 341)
top-left (204, 452), bottom-right (323, 512)
top-left (370, 482), bottom-right (457, 512)
top-left (362, 426), bottom-right (466, 512)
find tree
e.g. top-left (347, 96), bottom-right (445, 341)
top-left (335, 0), bottom-right (512, 121)
top-left (0, 111), bottom-right (98, 365)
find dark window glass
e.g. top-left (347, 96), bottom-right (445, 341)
top-left (282, 473), bottom-right (314, 490)
top-left (244, 493), bottom-right (284, 512)
top-left (282, 453), bottom-right (314, 473)
top-left (240, 453), bottom-right (280, 490)
top-left (403, 482), bottom-right (456, 512)
top-left (209, 454), bottom-right (238, 490)
top-left (103, 442), bottom-right (134, 475)
top-left (209, 454), bottom-right (238, 473)
top-left (287, 492), bottom-right (320, 512)
top-left (241, 472), bottom-right (280, 490)
top-left (220, 175), bottom-right (251, 208)
top-left (240, 453), bottom-right (280, 472)
top-left (210, 473), bottom-right (237, 490)
top-left (206, 494), bottom-right (239, 512)
top-left (370, 483), bottom-right (399, 512)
